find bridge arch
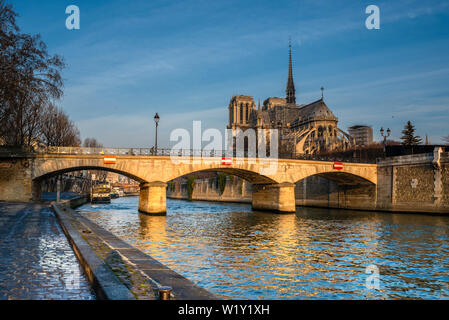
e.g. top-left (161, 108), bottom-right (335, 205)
top-left (33, 165), bottom-right (146, 184)
top-left (165, 167), bottom-right (277, 185)
top-left (286, 161), bottom-right (377, 186)
top-left (293, 171), bottom-right (377, 211)
top-left (294, 171), bottom-right (376, 186)
top-left (31, 156), bottom-right (150, 184)
top-left (31, 158), bottom-right (151, 203)
top-left (31, 164), bottom-right (149, 204)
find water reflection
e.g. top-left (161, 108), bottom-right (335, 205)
top-left (79, 197), bottom-right (449, 299)
top-left (138, 213), bottom-right (167, 243)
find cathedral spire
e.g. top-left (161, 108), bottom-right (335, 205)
top-left (286, 39), bottom-right (296, 104)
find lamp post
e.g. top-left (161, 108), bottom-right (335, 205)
top-left (380, 127), bottom-right (391, 156)
top-left (154, 113), bottom-right (160, 155)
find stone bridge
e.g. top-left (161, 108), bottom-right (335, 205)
top-left (0, 152), bottom-right (377, 214)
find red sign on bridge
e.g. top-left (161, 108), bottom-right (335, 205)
top-left (333, 162), bottom-right (343, 170)
top-left (221, 157), bottom-right (232, 165)
top-left (104, 156), bottom-right (117, 164)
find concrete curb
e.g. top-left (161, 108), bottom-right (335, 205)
top-left (52, 203), bottom-right (136, 300)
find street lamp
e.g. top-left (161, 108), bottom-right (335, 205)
top-left (154, 113), bottom-right (160, 154)
top-left (380, 127), bottom-right (391, 156)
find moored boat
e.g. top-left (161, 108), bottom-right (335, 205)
top-left (91, 185), bottom-right (111, 203)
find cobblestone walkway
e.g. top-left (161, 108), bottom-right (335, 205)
top-left (0, 203), bottom-right (95, 300)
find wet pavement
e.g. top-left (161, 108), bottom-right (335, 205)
top-left (0, 203), bottom-right (95, 300)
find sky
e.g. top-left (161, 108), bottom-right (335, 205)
top-left (10, 0), bottom-right (449, 148)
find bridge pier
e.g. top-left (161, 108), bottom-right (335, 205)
top-left (32, 180), bottom-right (42, 201)
top-left (252, 183), bottom-right (296, 213)
top-left (138, 182), bottom-right (167, 215)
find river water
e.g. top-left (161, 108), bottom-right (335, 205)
top-left (78, 197), bottom-right (449, 299)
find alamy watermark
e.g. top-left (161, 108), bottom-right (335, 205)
top-left (365, 5), bottom-right (380, 30)
top-left (169, 121), bottom-right (279, 175)
top-left (64, 267), bottom-right (80, 290)
top-left (365, 264), bottom-right (380, 290)
top-left (64, 4), bottom-right (379, 31)
top-left (65, 5), bottom-right (80, 30)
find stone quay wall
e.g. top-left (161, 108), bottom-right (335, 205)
top-left (376, 151), bottom-right (449, 214)
top-left (167, 176), bottom-right (252, 203)
top-left (0, 156), bottom-right (33, 202)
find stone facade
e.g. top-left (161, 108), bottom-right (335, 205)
top-left (0, 158), bottom-right (33, 202)
top-left (394, 165), bottom-right (435, 203)
top-left (377, 150), bottom-right (449, 213)
top-left (442, 164), bottom-right (449, 205)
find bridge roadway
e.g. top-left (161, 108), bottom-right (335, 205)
top-left (23, 152), bottom-right (377, 214)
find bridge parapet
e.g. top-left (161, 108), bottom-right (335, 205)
top-left (35, 147), bottom-right (375, 163)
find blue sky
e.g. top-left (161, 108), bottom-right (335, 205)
top-left (10, 0), bottom-right (449, 147)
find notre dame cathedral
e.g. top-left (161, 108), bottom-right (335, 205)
top-left (227, 43), bottom-right (354, 155)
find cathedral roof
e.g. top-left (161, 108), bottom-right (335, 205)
top-left (296, 98), bottom-right (337, 121)
top-left (264, 97), bottom-right (286, 104)
top-left (231, 95), bottom-right (254, 102)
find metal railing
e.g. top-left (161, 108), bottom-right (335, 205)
top-left (41, 147), bottom-right (228, 157)
top-left (35, 146), bottom-right (376, 163)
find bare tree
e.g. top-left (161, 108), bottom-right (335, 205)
top-left (39, 104), bottom-right (81, 146)
top-left (82, 137), bottom-right (107, 181)
top-left (1, 1), bottom-right (67, 149)
top-left (83, 137), bottom-right (103, 148)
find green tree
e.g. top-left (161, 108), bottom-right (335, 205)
top-left (40, 104), bottom-right (80, 147)
top-left (401, 121), bottom-right (422, 146)
top-left (186, 177), bottom-right (195, 201)
top-left (167, 181), bottom-right (175, 193)
top-left (217, 173), bottom-right (227, 196)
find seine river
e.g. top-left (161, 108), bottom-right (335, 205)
top-left (78, 197), bottom-right (449, 299)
